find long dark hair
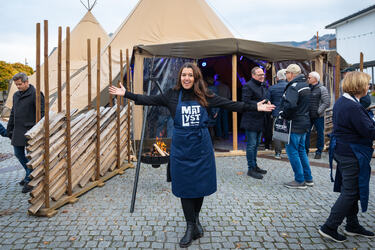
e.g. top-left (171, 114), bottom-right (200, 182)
top-left (174, 62), bottom-right (213, 107)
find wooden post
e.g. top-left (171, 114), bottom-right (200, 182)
top-left (57, 26), bottom-right (62, 113)
top-left (95, 37), bottom-right (101, 181)
top-left (108, 46), bottom-right (113, 107)
top-left (316, 31), bottom-right (319, 49)
top-left (335, 55), bottom-right (341, 101)
top-left (231, 54), bottom-right (238, 151)
top-left (36, 23), bottom-right (41, 122)
top-left (87, 39), bottom-right (92, 110)
top-left (116, 52), bottom-right (122, 169)
top-left (360, 52), bottom-right (364, 72)
top-left (65, 27), bottom-right (72, 196)
top-left (120, 50), bottom-right (124, 107)
top-left (315, 55), bottom-right (324, 81)
top-left (43, 20), bottom-right (50, 208)
top-left (126, 49), bottom-right (131, 163)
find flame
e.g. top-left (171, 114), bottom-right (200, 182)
top-left (152, 137), bottom-right (168, 156)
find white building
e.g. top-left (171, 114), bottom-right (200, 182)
top-left (326, 5), bottom-right (375, 64)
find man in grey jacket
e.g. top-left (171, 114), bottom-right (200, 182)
top-left (305, 71), bottom-right (330, 159)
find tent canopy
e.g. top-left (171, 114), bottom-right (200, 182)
top-left (133, 38), bottom-right (326, 62)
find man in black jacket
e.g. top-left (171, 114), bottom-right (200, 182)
top-left (240, 67), bottom-right (268, 179)
top-left (280, 64), bottom-right (313, 189)
top-left (7, 72), bottom-right (44, 193)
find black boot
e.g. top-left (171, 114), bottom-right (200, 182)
top-left (193, 215), bottom-right (204, 240)
top-left (179, 222), bottom-right (195, 248)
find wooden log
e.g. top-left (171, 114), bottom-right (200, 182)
top-left (51, 185), bottom-right (66, 201)
top-left (25, 111), bottom-right (57, 139)
top-left (28, 194), bottom-right (44, 214)
top-left (78, 166), bottom-right (95, 188)
top-left (30, 182), bottom-right (43, 198)
top-left (28, 174), bottom-right (43, 187)
top-left (153, 144), bottom-right (166, 156)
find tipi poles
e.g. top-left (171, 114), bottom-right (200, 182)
top-left (43, 20), bottom-right (50, 208)
top-left (109, 46), bottom-right (113, 107)
top-left (57, 26), bottom-right (62, 112)
top-left (126, 49), bottom-right (131, 163)
top-left (36, 23), bottom-right (41, 122)
top-left (87, 39), bottom-right (92, 110)
top-left (95, 37), bottom-right (101, 181)
top-left (65, 27), bottom-right (73, 196)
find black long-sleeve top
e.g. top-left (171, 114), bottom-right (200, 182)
top-left (125, 87), bottom-right (257, 118)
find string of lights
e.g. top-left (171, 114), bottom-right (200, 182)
top-left (337, 31), bottom-right (375, 40)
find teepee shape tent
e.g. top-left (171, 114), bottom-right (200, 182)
top-left (3, 10), bottom-right (109, 116)
top-left (54, 0), bottom-right (234, 112)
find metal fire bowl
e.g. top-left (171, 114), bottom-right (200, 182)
top-left (140, 154), bottom-right (169, 168)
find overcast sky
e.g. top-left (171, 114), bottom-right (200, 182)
top-left (0, 0), bottom-right (373, 68)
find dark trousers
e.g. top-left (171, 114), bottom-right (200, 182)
top-left (181, 197), bottom-right (204, 223)
top-left (13, 146), bottom-right (31, 182)
top-left (306, 117), bottom-right (325, 154)
top-left (324, 154), bottom-right (360, 230)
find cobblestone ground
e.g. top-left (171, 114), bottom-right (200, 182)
top-left (1, 131), bottom-right (375, 249)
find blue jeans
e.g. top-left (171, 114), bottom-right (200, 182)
top-left (245, 130), bottom-right (262, 170)
top-left (305, 117), bottom-right (325, 154)
top-left (215, 109), bottom-right (229, 139)
top-left (286, 133), bottom-right (313, 183)
top-left (13, 146), bottom-right (31, 182)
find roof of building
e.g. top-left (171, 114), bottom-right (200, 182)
top-left (325, 4), bottom-right (375, 29)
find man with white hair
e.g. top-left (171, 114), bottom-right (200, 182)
top-left (306, 71), bottom-right (330, 159)
top-left (279, 64), bottom-right (313, 189)
top-left (266, 69), bottom-right (288, 159)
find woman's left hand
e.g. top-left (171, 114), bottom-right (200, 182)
top-left (109, 83), bottom-right (126, 96)
top-left (257, 99), bottom-right (275, 112)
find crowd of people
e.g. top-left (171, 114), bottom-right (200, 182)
top-left (2, 61), bottom-right (374, 247)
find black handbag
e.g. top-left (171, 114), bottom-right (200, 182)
top-left (272, 117), bottom-right (292, 144)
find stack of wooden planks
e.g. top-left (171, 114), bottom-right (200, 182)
top-left (26, 104), bottom-right (133, 214)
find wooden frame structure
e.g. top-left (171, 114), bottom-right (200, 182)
top-left (26, 21), bottom-right (134, 217)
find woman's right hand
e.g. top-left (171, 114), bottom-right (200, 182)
top-left (109, 83), bottom-right (126, 96)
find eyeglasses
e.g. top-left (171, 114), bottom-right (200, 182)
top-left (256, 74), bottom-right (265, 77)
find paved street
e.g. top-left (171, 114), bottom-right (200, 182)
top-left (1, 130), bottom-right (375, 249)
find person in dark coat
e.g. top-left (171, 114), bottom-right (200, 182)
top-left (6, 72), bottom-right (45, 193)
top-left (279, 64), bottom-right (313, 189)
top-left (305, 71), bottom-right (330, 159)
top-left (109, 62), bottom-right (274, 248)
top-left (319, 71), bottom-right (375, 242)
top-left (240, 67), bottom-right (268, 179)
top-left (266, 69), bottom-right (288, 159)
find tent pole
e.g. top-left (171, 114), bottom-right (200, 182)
top-left (360, 52), bottom-right (364, 72)
top-left (231, 54), bottom-right (238, 151)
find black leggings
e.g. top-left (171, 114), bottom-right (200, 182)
top-left (180, 197), bottom-right (204, 223)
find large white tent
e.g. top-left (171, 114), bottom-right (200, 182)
top-left (53, 0), bottom-right (234, 112)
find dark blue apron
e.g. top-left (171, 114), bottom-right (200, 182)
top-left (170, 91), bottom-right (216, 198)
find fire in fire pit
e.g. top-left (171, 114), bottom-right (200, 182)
top-left (140, 138), bottom-right (170, 168)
